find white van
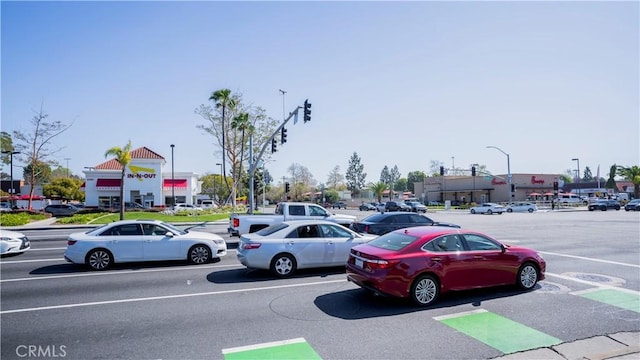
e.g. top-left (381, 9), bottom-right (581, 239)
top-left (557, 193), bottom-right (587, 204)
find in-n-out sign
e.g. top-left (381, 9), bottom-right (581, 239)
top-left (127, 165), bottom-right (156, 181)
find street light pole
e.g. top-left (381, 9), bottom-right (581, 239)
top-left (572, 158), bottom-right (580, 199)
top-left (170, 144), bottom-right (175, 207)
top-left (64, 157), bottom-right (71, 177)
top-left (2, 151), bottom-right (20, 197)
top-left (215, 162), bottom-right (222, 205)
top-left (487, 146), bottom-right (512, 204)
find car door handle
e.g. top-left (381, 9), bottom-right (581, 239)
top-left (287, 241), bottom-right (294, 246)
top-left (327, 241), bottom-right (334, 245)
top-left (431, 257), bottom-right (441, 262)
top-left (145, 240), bottom-right (153, 243)
top-left (473, 255), bottom-right (484, 259)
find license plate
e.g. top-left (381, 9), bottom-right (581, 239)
top-left (355, 258), bottom-right (363, 268)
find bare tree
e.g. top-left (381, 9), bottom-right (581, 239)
top-left (13, 106), bottom-right (72, 209)
top-left (326, 165), bottom-right (345, 189)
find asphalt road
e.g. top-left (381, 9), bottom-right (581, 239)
top-left (1, 209), bottom-right (639, 359)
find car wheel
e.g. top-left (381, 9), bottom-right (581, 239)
top-left (411, 274), bottom-right (439, 306)
top-left (470, 209), bottom-right (476, 214)
top-left (188, 244), bottom-right (211, 264)
top-left (528, 208), bottom-right (534, 213)
top-left (487, 210), bottom-right (493, 215)
top-left (270, 253), bottom-right (296, 278)
top-left (87, 248), bottom-right (113, 271)
top-left (517, 262), bottom-right (539, 290)
top-left (507, 208), bottom-right (513, 213)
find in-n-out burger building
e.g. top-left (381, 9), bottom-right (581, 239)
top-left (414, 173), bottom-right (563, 204)
top-left (82, 147), bottom-right (201, 208)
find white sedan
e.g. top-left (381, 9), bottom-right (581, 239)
top-left (506, 202), bottom-right (538, 213)
top-left (64, 220), bottom-right (227, 270)
top-left (237, 219), bottom-right (377, 277)
top-left (469, 203), bottom-right (506, 215)
top-left (1, 229), bottom-right (30, 256)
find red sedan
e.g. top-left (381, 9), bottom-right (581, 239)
top-left (346, 226), bottom-right (545, 306)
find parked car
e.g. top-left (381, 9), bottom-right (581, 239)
top-left (359, 202), bottom-right (377, 211)
top-left (350, 212), bottom-right (461, 236)
top-left (172, 203), bottom-right (203, 211)
top-left (384, 201), bottom-right (412, 212)
top-left (376, 202), bottom-right (387, 212)
top-left (0, 202), bottom-right (13, 212)
top-left (506, 202), bottom-right (537, 213)
top-left (624, 199), bottom-right (640, 211)
top-left (64, 219), bottom-right (227, 270)
top-left (588, 200), bottom-right (621, 211)
top-left (427, 201), bottom-right (442, 206)
top-left (44, 204), bottom-right (81, 217)
top-left (405, 201), bottom-right (427, 213)
top-left (332, 201), bottom-right (347, 209)
top-left (0, 229), bottom-right (30, 256)
top-left (236, 219), bottom-right (376, 277)
top-left (125, 202), bottom-right (147, 209)
top-left (346, 226), bottom-right (545, 306)
top-left (469, 203), bottom-right (506, 215)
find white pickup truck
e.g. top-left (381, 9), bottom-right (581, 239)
top-left (228, 202), bottom-right (356, 237)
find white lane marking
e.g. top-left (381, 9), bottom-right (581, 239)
top-left (433, 309), bottom-right (487, 321)
top-left (539, 251), bottom-right (639, 268)
top-left (0, 264), bottom-right (244, 283)
top-left (0, 258), bottom-right (63, 264)
top-left (0, 249), bottom-right (238, 265)
top-left (26, 247), bottom-right (67, 251)
top-left (222, 338), bottom-right (306, 354)
top-left (545, 272), bottom-right (640, 295)
top-left (0, 279), bottom-right (346, 314)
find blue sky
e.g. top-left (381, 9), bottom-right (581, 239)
top-left (2, 1), bottom-right (638, 185)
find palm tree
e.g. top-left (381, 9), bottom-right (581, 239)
top-left (104, 141), bottom-right (132, 220)
top-left (617, 165), bottom-right (640, 198)
top-left (209, 89), bottom-right (236, 200)
top-left (369, 182), bottom-right (388, 204)
top-left (230, 112), bottom-right (253, 196)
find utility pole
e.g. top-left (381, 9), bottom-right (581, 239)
top-left (64, 158), bottom-right (71, 177)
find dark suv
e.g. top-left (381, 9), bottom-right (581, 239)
top-left (332, 201), bottom-right (347, 209)
top-left (44, 204), bottom-right (80, 217)
top-left (384, 201), bottom-right (411, 212)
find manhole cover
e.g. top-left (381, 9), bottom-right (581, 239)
top-left (536, 281), bottom-right (571, 293)
top-left (563, 272), bottom-right (626, 286)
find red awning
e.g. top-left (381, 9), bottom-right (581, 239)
top-left (163, 179), bottom-right (187, 188)
top-left (17, 195), bottom-right (44, 200)
top-left (96, 179), bottom-right (122, 187)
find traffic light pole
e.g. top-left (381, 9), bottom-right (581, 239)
top-left (247, 106), bottom-right (301, 214)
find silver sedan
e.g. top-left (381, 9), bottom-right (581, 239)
top-left (237, 219), bottom-right (377, 277)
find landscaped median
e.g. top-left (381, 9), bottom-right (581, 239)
top-left (0, 208), bottom-right (235, 226)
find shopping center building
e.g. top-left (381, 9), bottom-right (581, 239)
top-left (82, 147), bottom-right (201, 208)
top-left (414, 173), bottom-right (564, 204)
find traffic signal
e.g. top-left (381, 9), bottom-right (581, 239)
top-left (253, 177), bottom-right (260, 190)
top-left (440, 166), bottom-right (444, 176)
top-left (271, 138), bottom-right (277, 153)
top-left (510, 184), bottom-right (515, 192)
top-left (471, 166), bottom-right (476, 177)
top-left (285, 182), bottom-right (290, 193)
top-left (303, 99), bottom-right (311, 123)
top-left (553, 181), bottom-right (559, 191)
top-left (281, 127), bottom-right (287, 144)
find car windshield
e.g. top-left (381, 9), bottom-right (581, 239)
top-left (361, 213), bottom-right (388, 222)
top-left (367, 232), bottom-right (419, 251)
top-left (161, 222), bottom-right (187, 235)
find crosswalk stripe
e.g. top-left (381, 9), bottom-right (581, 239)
top-left (574, 288), bottom-right (640, 313)
top-left (222, 338), bottom-right (322, 360)
top-left (434, 309), bottom-right (562, 354)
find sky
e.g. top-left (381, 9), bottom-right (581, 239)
top-left (2, 1), bottom-right (638, 186)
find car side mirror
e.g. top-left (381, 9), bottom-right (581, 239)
top-left (165, 232), bottom-right (174, 237)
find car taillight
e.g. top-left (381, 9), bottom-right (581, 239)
top-left (233, 218), bottom-right (239, 227)
top-left (67, 240), bottom-right (77, 246)
top-left (242, 243), bottom-right (261, 250)
top-left (365, 259), bottom-right (391, 271)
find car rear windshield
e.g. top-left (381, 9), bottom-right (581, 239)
top-left (368, 232), bottom-right (419, 251)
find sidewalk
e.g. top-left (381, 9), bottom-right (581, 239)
top-left (491, 331), bottom-right (639, 360)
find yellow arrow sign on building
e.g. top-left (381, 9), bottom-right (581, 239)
top-left (129, 165), bottom-right (156, 181)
